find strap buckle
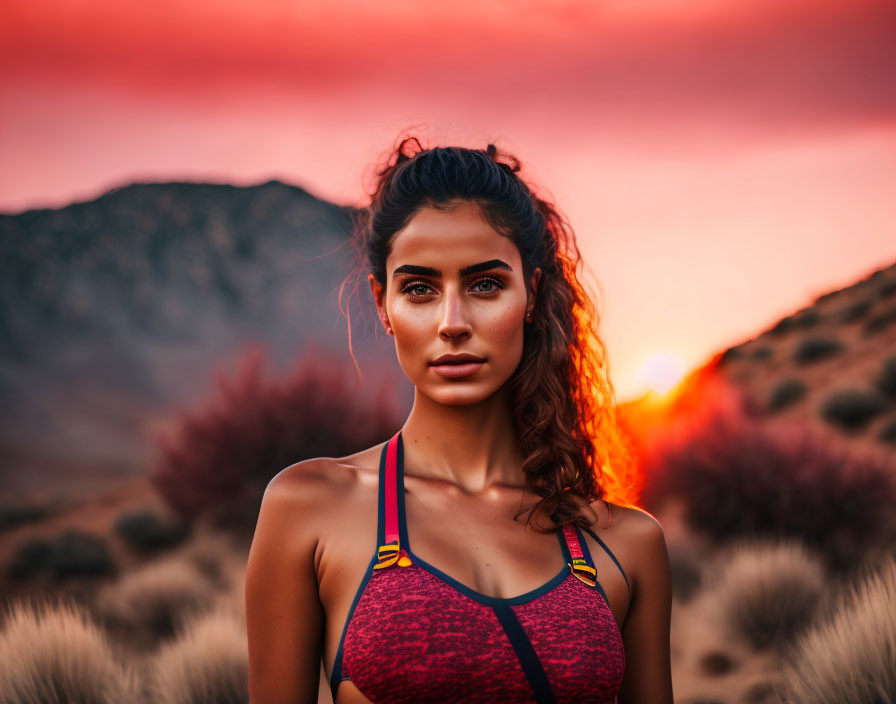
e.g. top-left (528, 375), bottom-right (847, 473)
top-left (568, 558), bottom-right (597, 587)
top-left (374, 542), bottom-right (412, 570)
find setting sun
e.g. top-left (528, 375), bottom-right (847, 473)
top-left (635, 352), bottom-right (687, 396)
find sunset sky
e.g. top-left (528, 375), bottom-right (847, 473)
top-left (2, 0), bottom-right (895, 401)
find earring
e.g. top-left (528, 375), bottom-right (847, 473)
top-left (525, 311), bottom-right (533, 323)
top-left (384, 319), bottom-right (393, 335)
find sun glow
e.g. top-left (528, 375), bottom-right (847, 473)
top-left (635, 352), bottom-right (686, 396)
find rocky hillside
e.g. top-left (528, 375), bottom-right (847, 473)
top-left (715, 260), bottom-right (896, 458)
top-left (0, 180), bottom-right (403, 498)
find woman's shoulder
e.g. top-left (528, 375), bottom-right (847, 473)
top-left (264, 441), bottom-right (386, 516)
top-left (595, 500), bottom-right (665, 535)
top-left (588, 499), bottom-right (670, 588)
top-left (588, 499), bottom-right (667, 551)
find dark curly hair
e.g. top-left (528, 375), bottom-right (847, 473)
top-left (340, 135), bottom-right (639, 532)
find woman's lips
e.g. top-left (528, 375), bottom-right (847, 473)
top-left (430, 361), bottom-right (485, 378)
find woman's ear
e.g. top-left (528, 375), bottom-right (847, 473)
top-left (368, 274), bottom-right (392, 335)
top-left (368, 273), bottom-right (383, 309)
top-left (527, 267), bottom-right (542, 309)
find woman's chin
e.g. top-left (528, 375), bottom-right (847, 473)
top-left (424, 384), bottom-right (495, 407)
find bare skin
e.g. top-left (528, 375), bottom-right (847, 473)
top-left (245, 201), bottom-right (674, 703)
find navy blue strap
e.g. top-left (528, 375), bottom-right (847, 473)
top-left (395, 431), bottom-right (410, 549)
top-left (492, 603), bottom-right (556, 703)
top-left (572, 524), bottom-right (595, 570)
top-left (329, 549), bottom-right (379, 700)
top-left (584, 526), bottom-right (631, 597)
top-left (330, 442), bottom-right (390, 700)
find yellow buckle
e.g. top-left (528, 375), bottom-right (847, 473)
top-left (374, 544), bottom-right (412, 570)
top-left (568, 560), bottom-right (597, 587)
top-left (374, 543), bottom-right (400, 570)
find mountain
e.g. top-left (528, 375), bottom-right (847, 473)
top-left (0, 180), bottom-right (406, 498)
top-left (714, 260), bottom-right (896, 456)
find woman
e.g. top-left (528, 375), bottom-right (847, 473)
top-left (245, 138), bottom-right (673, 703)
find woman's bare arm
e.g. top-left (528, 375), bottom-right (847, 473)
top-left (246, 460), bottom-right (328, 704)
top-left (617, 512), bottom-right (674, 704)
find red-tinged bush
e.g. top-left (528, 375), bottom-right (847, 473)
top-left (149, 343), bottom-right (405, 534)
top-left (640, 396), bottom-right (896, 574)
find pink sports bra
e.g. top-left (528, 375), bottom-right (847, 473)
top-left (328, 431), bottom-right (630, 703)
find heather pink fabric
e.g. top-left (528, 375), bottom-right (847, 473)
top-left (331, 431), bottom-right (626, 703)
top-left (339, 562), bottom-right (625, 703)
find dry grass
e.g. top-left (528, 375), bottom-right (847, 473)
top-left (0, 597), bottom-right (139, 703)
top-left (0, 523), bottom-right (252, 703)
top-left (143, 608), bottom-right (248, 704)
top-left (777, 555), bottom-right (896, 704)
top-left (671, 538), bottom-right (829, 703)
top-left (95, 554), bottom-right (217, 652)
top-left (701, 537), bottom-right (828, 651)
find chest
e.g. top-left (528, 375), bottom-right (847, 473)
top-left (338, 561), bottom-right (625, 703)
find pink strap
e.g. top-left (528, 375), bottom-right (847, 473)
top-left (562, 523), bottom-right (584, 560)
top-left (384, 433), bottom-right (400, 545)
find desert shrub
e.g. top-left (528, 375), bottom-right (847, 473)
top-left (719, 346), bottom-right (746, 365)
top-left (96, 556), bottom-right (215, 650)
top-left (697, 650), bottom-right (737, 676)
top-left (766, 378), bottom-right (807, 413)
top-left (879, 417), bottom-right (896, 445)
top-left (778, 556), bottom-right (896, 704)
top-left (877, 278), bottom-right (896, 300)
top-left (6, 530), bottom-right (114, 581)
top-left (814, 288), bottom-right (846, 305)
top-left (668, 544), bottom-right (703, 603)
top-left (0, 504), bottom-right (49, 532)
top-left (172, 526), bottom-right (240, 590)
top-left (641, 403), bottom-right (895, 573)
top-left (0, 597), bottom-right (139, 702)
top-left (114, 507), bottom-right (190, 555)
top-left (862, 304), bottom-right (896, 335)
top-left (5, 536), bottom-right (53, 580)
top-left (769, 314), bottom-right (797, 336)
top-left (745, 682), bottom-right (777, 703)
top-left (838, 299), bottom-right (871, 323)
top-left (211, 559), bottom-right (247, 627)
top-left (700, 538), bottom-right (826, 651)
top-left (819, 388), bottom-right (888, 433)
top-left (874, 355), bottom-right (896, 400)
top-left (149, 343), bottom-right (404, 534)
top-left (47, 530), bottom-right (114, 579)
top-left (792, 337), bottom-right (845, 365)
top-left (793, 309), bottom-right (821, 328)
top-left (144, 608), bottom-right (248, 704)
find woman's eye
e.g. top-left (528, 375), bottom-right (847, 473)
top-left (401, 282), bottom-right (433, 297)
top-left (400, 277), bottom-right (504, 299)
top-left (472, 277), bottom-right (504, 294)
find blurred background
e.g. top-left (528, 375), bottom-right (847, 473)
top-left (1, 0), bottom-right (895, 702)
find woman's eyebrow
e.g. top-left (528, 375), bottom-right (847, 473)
top-left (392, 259), bottom-right (513, 278)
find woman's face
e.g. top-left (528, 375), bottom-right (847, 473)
top-left (369, 200), bottom-right (541, 407)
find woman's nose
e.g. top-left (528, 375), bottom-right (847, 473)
top-left (438, 286), bottom-right (472, 340)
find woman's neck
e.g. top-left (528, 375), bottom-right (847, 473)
top-left (399, 384), bottom-right (528, 494)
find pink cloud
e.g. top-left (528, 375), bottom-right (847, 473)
top-left (2, 0), bottom-right (893, 136)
